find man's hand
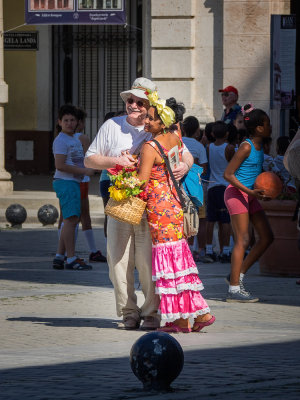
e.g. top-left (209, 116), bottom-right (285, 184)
top-left (173, 162), bottom-right (189, 180)
top-left (117, 151), bottom-right (137, 167)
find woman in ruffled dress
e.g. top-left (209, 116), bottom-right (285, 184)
top-left (137, 91), bottom-right (215, 333)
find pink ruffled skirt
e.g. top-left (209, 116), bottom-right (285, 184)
top-left (152, 238), bottom-right (210, 320)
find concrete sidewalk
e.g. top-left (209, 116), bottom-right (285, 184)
top-left (0, 224), bottom-right (300, 399)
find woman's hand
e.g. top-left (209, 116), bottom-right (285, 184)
top-left (251, 188), bottom-right (271, 201)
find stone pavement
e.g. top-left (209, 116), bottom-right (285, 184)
top-left (0, 225), bottom-right (300, 400)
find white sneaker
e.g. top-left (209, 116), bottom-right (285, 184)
top-left (226, 290), bottom-right (259, 303)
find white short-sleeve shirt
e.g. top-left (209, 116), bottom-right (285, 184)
top-left (53, 132), bottom-right (85, 182)
top-left (86, 116), bottom-right (152, 159)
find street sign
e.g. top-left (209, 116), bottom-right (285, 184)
top-left (4, 32), bottom-right (39, 50)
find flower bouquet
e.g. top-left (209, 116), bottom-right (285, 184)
top-left (104, 165), bottom-right (147, 225)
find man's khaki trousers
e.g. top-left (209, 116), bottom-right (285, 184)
top-left (107, 216), bottom-right (160, 321)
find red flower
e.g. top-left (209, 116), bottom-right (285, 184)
top-left (138, 190), bottom-right (148, 201)
top-left (107, 164), bottom-right (124, 175)
top-left (124, 166), bottom-right (137, 173)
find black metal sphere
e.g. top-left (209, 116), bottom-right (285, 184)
top-left (130, 331), bottom-right (184, 391)
top-left (37, 204), bottom-right (59, 226)
top-left (5, 204), bottom-right (27, 226)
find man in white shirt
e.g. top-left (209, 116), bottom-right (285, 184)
top-left (85, 77), bottom-right (193, 330)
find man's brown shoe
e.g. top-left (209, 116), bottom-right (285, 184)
top-left (140, 316), bottom-right (160, 331)
top-left (123, 316), bottom-right (140, 330)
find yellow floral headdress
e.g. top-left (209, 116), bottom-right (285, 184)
top-left (145, 90), bottom-right (176, 128)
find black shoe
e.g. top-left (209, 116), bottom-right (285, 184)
top-left (89, 250), bottom-right (107, 263)
top-left (53, 257), bottom-right (64, 270)
top-left (219, 253), bottom-right (231, 263)
top-left (202, 252), bottom-right (217, 263)
top-left (65, 258), bottom-right (92, 270)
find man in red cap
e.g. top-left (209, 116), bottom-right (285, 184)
top-left (219, 85), bottom-right (241, 124)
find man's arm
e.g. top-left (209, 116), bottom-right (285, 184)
top-left (84, 121), bottom-right (136, 170)
top-left (84, 153), bottom-right (135, 170)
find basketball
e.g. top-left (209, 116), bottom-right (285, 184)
top-left (254, 172), bottom-right (283, 199)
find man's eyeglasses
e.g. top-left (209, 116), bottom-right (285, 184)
top-left (127, 98), bottom-right (145, 107)
top-left (221, 92), bottom-right (230, 97)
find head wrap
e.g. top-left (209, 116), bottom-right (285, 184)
top-left (145, 90), bottom-right (176, 128)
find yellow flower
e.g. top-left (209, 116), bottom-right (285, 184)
top-left (108, 186), bottom-right (128, 201)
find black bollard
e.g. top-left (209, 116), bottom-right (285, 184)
top-left (5, 204), bottom-right (27, 228)
top-left (37, 204), bottom-right (59, 226)
top-left (130, 331), bottom-right (184, 391)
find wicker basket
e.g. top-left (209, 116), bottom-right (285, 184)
top-left (105, 196), bottom-right (147, 225)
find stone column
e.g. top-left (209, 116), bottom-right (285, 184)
top-left (150, 0), bottom-right (215, 125)
top-left (0, 0), bottom-right (12, 194)
top-left (151, 0), bottom-right (195, 114)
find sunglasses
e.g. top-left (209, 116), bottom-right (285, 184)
top-left (127, 98), bottom-right (145, 107)
top-left (221, 92), bottom-right (230, 97)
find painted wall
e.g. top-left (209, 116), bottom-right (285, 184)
top-left (150, 0), bottom-right (291, 132)
top-left (4, 0), bottom-right (37, 131)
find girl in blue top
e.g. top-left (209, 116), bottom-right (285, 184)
top-left (224, 105), bottom-right (274, 303)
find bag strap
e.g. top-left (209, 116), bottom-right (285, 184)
top-left (152, 139), bottom-right (187, 210)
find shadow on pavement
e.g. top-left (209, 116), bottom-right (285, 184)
top-left (7, 316), bottom-right (121, 330)
top-left (0, 267), bottom-right (113, 289)
top-left (0, 340), bottom-right (299, 400)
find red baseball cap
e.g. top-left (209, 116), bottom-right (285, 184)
top-left (219, 85), bottom-right (238, 96)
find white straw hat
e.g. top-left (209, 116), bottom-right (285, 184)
top-left (120, 77), bottom-right (157, 103)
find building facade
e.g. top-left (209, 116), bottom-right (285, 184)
top-left (0, 0), bottom-right (294, 186)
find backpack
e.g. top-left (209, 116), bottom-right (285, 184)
top-left (181, 164), bottom-right (204, 208)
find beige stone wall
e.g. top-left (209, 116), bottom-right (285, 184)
top-left (223, 0), bottom-right (289, 111)
top-left (151, 0), bottom-right (196, 115)
top-left (150, 0), bottom-right (291, 129)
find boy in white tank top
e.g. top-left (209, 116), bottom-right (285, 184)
top-left (205, 121), bottom-right (235, 263)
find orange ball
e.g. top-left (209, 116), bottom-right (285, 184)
top-left (254, 172), bottom-right (283, 199)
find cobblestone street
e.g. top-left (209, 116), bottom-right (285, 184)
top-left (0, 227), bottom-right (300, 399)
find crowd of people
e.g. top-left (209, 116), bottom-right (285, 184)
top-left (51, 78), bottom-right (298, 331)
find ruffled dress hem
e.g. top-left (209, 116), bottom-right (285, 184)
top-left (152, 238), bottom-right (210, 320)
top-left (158, 307), bottom-right (211, 321)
